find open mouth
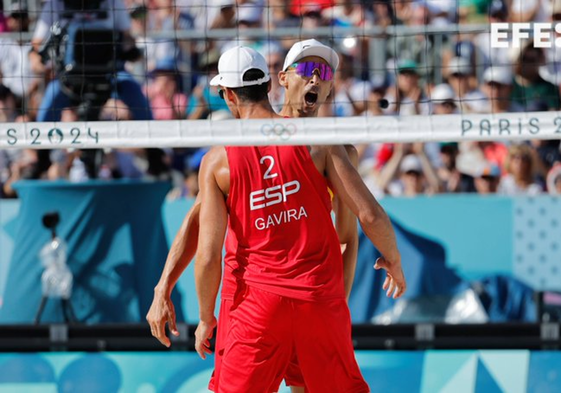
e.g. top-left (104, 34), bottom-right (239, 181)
top-left (304, 92), bottom-right (318, 106)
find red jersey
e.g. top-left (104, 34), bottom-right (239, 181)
top-left (222, 145), bottom-right (345, 301)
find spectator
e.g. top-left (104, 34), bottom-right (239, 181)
top-left (474, 163), bottom-right (501, 194)
top-left (388, 3), bottom-right (438, 82)
top-left (265, 0), bottom-right (299, 30)
top-left (430, 83), bottom-right (458, 115)
top-left (378, 143), bottom-right (441, 197)
top-left (322, 0), bottom-right (370, 27)
top-left (474, 0), bottom-right (511, 70)
top-left (511, 43), bottom-right (560, 111)
top-left (384, 59), bottom-right (429, 115)
top-left (144, 58), bottom-right (188, 120)
top-left (444, 57), bottom-right (485, 113)
top-left (185, 49), bottom-right (230, 119)
top-left (0, 0), bottom-right (39, 104)
top-left (498, 144), bottom-right (543, 195)
top-left (481, 66), bottom-right (522, 113)
top-left (367, 0), bottom-right (393, 29)
top-left (333, 53), bottom-right (365, 117)
top-left (127, 0), bottom-right (176, 76)
top-left (530, 139), bottom-right (561, 171)
top-left (220, 1), bottom-right (266, 53)
top-left (437, 143), bottom-right (475, 193)
top-left (365, 76), bottom-right (388, 117)
top-left (1, 115), bottom-right (51, 198)
top-left (0, 84), bottom-right (17, 122)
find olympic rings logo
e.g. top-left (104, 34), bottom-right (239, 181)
top-left (260, 123), bottom-right (297, 141)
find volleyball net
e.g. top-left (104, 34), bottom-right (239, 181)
top-left (1, 112), bottom-right (560, 149)
top-left (1, 1), bottom-right (561, 148)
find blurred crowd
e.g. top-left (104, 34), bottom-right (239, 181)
top-left (0, 0), bottom-right (561, 199)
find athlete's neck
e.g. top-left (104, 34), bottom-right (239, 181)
top-left (237, 100), bottom-right (279, 119)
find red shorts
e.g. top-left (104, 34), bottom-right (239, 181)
top-left (216, 286), bottom-right (369, 393)
top-left (208, 298), bottom-right (305, 392)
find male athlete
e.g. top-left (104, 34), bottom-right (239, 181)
top-left (147, 39), bottom-right (361, 391)
top-left (194, 46), bottom-right (404, 392)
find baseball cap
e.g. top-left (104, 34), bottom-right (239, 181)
top-left (210, 46), bottom-right (270, 88)
top-left (282, 39), bottom-right (339, 72)
top-left (397, 59), bottom-right (419, 74)
top-left (448, 57), bottom-right (471, 76)
top-left (400, 155), bottom-right (423, 173)
top-left (431, 84), bottom-right (455, 101)
top-left (483, 66), bottom-right (513, 85)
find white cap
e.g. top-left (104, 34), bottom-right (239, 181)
top-left (432, 83), bottom-right (455, 101)
top-left (400, 155), bottom-right (423, 173)
top-left (483, 66), bottom-right (513, 85)
top-left (448, 57), bottom-right (471, 75)
top-left (210, 46), bottom-right (270, 88)
top-left (282, 39), bottom-right (339, 72)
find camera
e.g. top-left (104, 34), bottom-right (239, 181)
top-left (38, 0), bottom-right (126, 120)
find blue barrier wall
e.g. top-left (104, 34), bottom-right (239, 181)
top-left (2, 195), bottom-right (561, 323)
top-left (0, 350), bottom-right (559, 392)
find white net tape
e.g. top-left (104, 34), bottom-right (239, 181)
top-left (2, 111), bottom-right (561, 149)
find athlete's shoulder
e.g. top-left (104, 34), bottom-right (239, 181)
top-left (200, 147), bottom-right (230, 194)
top-left (201, 146), bottom-right (227, 167)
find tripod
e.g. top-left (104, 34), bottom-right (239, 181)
top-left (34, 212), bottom-right (77, 325)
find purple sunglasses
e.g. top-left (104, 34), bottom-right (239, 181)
top-left (291, 62), bottom-right (334, 81)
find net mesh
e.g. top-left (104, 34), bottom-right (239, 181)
top-left (0, 0), bottom-right (560, 194)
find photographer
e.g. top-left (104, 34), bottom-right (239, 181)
top-left (30, 0), bottom-right (153, 121)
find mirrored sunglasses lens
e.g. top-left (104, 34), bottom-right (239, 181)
top-left (295, 62), bottom-right (333, 81)
top-left (321, 64), bottom-right (333, 81)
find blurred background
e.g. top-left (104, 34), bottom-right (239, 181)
top-left (0, 0), bottom-right (561, 391)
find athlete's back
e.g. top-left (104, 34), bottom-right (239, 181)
top-left (224, 145), bottom-right (345, 301)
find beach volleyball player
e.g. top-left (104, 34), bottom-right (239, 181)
top-left (194, 45), bottom-right (404, 391)
top-left (147, 43), bottom-right (405, 391)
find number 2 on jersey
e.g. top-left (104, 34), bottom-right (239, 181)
top-left (260, 156), bottom-right (278, 179)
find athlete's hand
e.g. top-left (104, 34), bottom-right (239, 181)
top-left (146, 290), bottom-right (179, 348)
top-left (195, 317), bottom-right (217, 360)
top-left (374, 257), bottom-right (406, 299)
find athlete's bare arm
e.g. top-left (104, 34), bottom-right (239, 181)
top-left (334, 145), bottom-right (359, 300)
top-left (146, 196), bottom-right (201, 347)
top-left (194, 147), bottom-right (230, 360)
top-left (324, 145), bottom-right (406, 299)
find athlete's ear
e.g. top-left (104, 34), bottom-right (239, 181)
top-left (278, 70), bottom-right (288, 88)
top-left (267, 80), bottom-right (272, 93)
top-left (226, 88), bottom-right (237, 104)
